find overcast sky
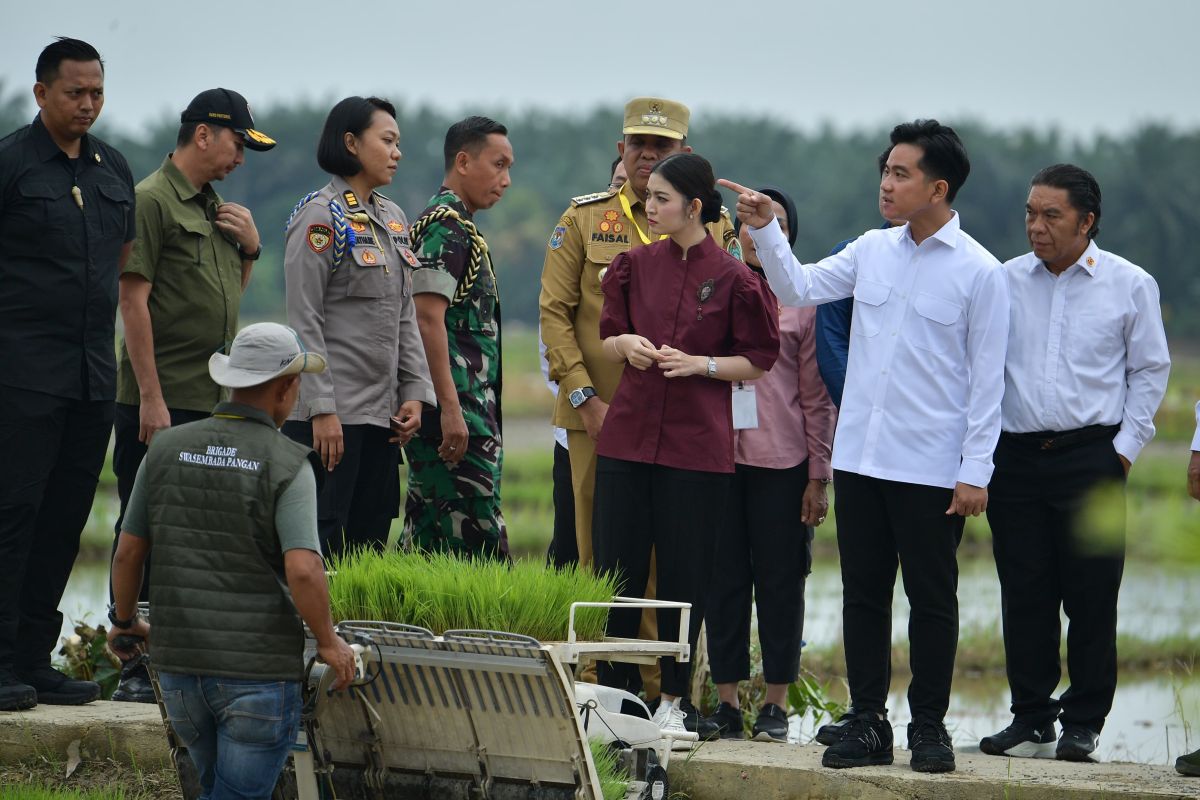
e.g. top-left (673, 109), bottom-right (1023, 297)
top-left (4, 0), bottom-right (1197, 140)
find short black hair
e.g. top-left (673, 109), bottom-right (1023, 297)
top-left (443, 116), bottom-right (508, 173)
top-left (36, 37), bottom-right (104, 84)
top-left (610, 157), bottom-right (622, 182)
top-left (877, 146), bottom-right (891, 176)
top-left (1031, 163), bottom-right (1102, 239)
top-left (650, 153), bottom-right (723, 225)
top-left (316, 96), bottom-right (396, 177)
top-left (889, 119), bottom-right (970, 204)
top-left (176, 121), bottom-right (198, 148)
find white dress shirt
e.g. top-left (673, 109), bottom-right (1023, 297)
top-left (1001, 240), bottom-right (1170, 463)
top-left (748, 212), bottom-right (1009, 489)
top-left (538, 324), bottom-right (569, 450)
top-left (1192, 402), bottom-right (1200, 452)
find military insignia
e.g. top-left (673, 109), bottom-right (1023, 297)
top-left (245, 129), bottom-right (276, 147)
top-left (641, 102), bottom-right (669, 129)
top-left (571, 191), bottom-right (611, 207)
top-left (1086, 256), bottom-right (1095, 267)
top-left (604, 210), bottom-right (620, 222)
top-left (599, 221), bottom-right (611, 233)
top-left (93, 153), bottom-right (101, 164)
top-left (613, 222), bottom-right (623, 234)
top-left (306, 224), bottom-right (332, 253)
top-left (342, 190), bottom-right (361, 209)
top-left (361, 249), bottom-right (377, 265)
top-left (549, 225), bottom-right (566, 250)
top-left (388, 220), bottom-right (405, 234)
top-left (349, 220), bottom-right (367, 233)
top-left (697, 279), bottom-right (715, 303)
top-left (727, 239), bottom-right (744, 261)
top-left (401, 248), bottom-right (420, 268)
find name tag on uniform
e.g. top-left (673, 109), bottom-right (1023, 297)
top-left (732, 383), bottom-right (758, 430)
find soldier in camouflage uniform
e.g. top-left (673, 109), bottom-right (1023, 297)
top-left (404, 117), bottom-right (514, 559)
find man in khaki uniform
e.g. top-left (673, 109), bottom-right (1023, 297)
top-left (539, 97), bottom-right (740, 711)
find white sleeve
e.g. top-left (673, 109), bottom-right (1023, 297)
top-left (746, 217), bottom-right (858, 307)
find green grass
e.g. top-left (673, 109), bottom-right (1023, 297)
top-left (327, 550), bottom-right (616, 641)
top-left (2, 790), bottom-right (131, 800)
top-left (589, 739), bottom-right (630, 800)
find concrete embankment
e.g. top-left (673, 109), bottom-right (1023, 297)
top-left (2, 703), bottom-right (1198, 798)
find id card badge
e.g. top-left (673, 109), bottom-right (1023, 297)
top-left (732, 382), bottom-right (759, 430)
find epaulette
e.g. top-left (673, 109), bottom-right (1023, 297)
top-left (570, 190), bottom-right (614, 207)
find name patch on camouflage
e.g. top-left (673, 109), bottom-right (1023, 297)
top-left (307, 224), bottom-right (332, 253)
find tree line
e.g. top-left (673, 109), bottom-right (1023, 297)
top-left (4, 86), bottom-right (1198, 335)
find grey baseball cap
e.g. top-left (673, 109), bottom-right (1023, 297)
top-left (208, 322), bottom-right (326, 389)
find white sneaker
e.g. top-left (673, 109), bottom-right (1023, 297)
top-left (652, 701), bottom-right (693, 750)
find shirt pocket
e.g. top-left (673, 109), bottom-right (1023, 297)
top-left (584, 243), bottom-right (623, 294)
top-left (851, 279), bottom-right (891, 337)
top-left (95, 182), bottom-right (132, 240)
top-left (19, 181), bottom-right (74, 231)
top-left (177, 217), bottom-right (213, 266)
top-left (1069, 310), bottom-right (1123, 362)
top-left (906, 291), bottom-right (962, 354)
top-left (346, 246), bottom-right (387, 299)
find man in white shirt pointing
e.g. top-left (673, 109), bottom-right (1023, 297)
top-left (720, 119), bottom-right (1009, 774)
top-left (980, 164), bottom-right (1170, 764)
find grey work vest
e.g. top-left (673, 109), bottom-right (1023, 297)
top-left (144, 402), bottom-right (321, 681)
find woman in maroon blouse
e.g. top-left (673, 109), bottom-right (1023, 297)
top-left (593, 153), bottom-right (780, 738)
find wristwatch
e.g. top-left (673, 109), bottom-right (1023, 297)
top-left (706, 357), bottom-right (718, 379)
top-left (108, 604), bottom-right (138, 629)
top-left (238, 243), bottom-right (263, 261)
top-left (568, 387), bottom-right (597, 409)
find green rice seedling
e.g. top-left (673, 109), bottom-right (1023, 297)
top-left (327, 551), bottom-right (615, 642)
top-left (589, 738), bottom-right (631, 800)
top-left (3, 789), bottom-right (129, 800)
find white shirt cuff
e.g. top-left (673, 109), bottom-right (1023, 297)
top-left (956, 458), bottom-right (993, 489)
top-left (1192, 402), bottom-right (1200, 452)
top-left (1112, 429), bottom-right (1143, 464)
top-left (746, 215), bottom-right (786, 248)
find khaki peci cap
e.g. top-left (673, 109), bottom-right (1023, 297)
top-left (622, 97), bottom-right (690, 140)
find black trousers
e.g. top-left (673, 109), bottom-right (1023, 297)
top-left (987, 430), bottom-right (1126, 733)
top-left (706, 462), bottom-right (813, 685)
top-left (282, 421), bottom-right (399, 560)
top-left (592, 456), bottom-right (729, 698)
top-left (111, 402), bottom-right (209, 602)
top-left (834, 470), bottom-right (963, 722)
top-left (545, 442), bottom-right (579, 568)
top-left (0, 385), bottom-right (113, 669)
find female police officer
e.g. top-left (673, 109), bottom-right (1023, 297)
top-left (282, 96), bottom-right (434, 559)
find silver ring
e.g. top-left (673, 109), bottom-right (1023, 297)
top-left (818, 516), bottom-right (826, 522)
top-left (448, 446), bottom-right (456, 451)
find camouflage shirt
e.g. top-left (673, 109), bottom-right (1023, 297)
top-left (410, 187), bottom-right (501, 438)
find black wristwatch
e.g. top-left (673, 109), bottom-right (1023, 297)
top-left (238, 243), bottom-right (263, 261)
top-left (568, 386), bottom-right (597, 409)
top-left (108, 604), bottom-right (138, 629)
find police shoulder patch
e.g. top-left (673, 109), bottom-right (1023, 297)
top-left (307, 224), bottom-right (333, 254)
top-left (571, 190), bottom-right (614, 207)
top-left (726, 237), bottom-right (744, 262)
top-left (549, 225), bottom-right (567, 250)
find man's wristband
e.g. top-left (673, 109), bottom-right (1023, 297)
top-left (238, 243), bottom-right (263, 261)
top-left (108, 604), bottom-right (138, 629)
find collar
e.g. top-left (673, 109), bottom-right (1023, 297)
top-left (1076, 240), bottom-right (1101, 275)
top-left (162, 155), bottom-right (204, 202)
top-left (619, 180), bottom-right (644, 210)
top-left (435, 185), bottom-right (472, 219)
top-left (666, 232), bottom-right (719, 260)
top-left (329, 175), bottom-right (385, 222)
top-left (29, 113), bottom-right (95, 163)
top-left (895, 210), bottom-right (961, 249)
top-left (211, 401), bottom-right (280, 429)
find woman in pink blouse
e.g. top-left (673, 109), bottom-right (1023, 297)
top-left (593, 154), bottom-right (780, 738)
top-left (698, 187), bottom-right (837, 742)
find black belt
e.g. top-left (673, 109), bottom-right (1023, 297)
top-left (1001, 424), bottom-right (1120, 452)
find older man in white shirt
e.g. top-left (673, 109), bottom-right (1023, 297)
top-left (979, 164), bottom-right (1170, 764)
top-left (721, 119), bottom-right (1009, 775)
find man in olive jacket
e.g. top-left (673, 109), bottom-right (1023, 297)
top-left (108, 322), bottom-right (355, 798)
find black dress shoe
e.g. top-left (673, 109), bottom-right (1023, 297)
top-left (15, 666), bottom-right (100, 705)
top-left (111, 655), bottom-right (157, 703)
top-left (1056, 724), bottom-right (1099, 762)
top-left (0, 668), bottom-right (37, 711)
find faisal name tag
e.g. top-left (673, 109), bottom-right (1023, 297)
top-left (732, 383), bottom-right (758, 430)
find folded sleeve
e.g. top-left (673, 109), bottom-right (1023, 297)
top-left (729, 269), bottom-right (781, 372)
top-left (598, 251), bottom-right (634, 340)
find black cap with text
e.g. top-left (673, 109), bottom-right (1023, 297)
top-left (181, 88), bottom-right (276, 151)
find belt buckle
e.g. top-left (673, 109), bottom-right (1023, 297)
top-left (1040, 437), bottom-right (1057, 451)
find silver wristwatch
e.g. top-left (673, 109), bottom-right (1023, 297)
top-left (705, 357), bottom-right (717, 378)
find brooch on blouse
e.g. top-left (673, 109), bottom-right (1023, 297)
top-left (696, 279), bottom-right (714, 321)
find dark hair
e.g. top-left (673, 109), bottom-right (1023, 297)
top-left (36, 37), bottom-right (103, 84)
top-left (443, 116), bottom-right (508, 172)
top-left (610, 157), bottom-right (622, 182)
top-left (877, 146), bottom-right (891, 175)
top-left (889, 119), bottom-right (970, 203)
top-left (650, 153), bottom-right (722, 225)
top-left (316, 96), bottom-right (396, 177)
top-left (1031, 163), bottom-right (1102, 239)
top-left (733, 186), bottom-right (798, 248)
top-left (176, 121), bottom-right (198, 147)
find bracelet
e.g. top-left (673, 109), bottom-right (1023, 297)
top-left (108, 604), bottom-right (138, 629)
top-left (238, 243), bottom-right (263, 261)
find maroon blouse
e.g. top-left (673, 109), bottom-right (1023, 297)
top-left (595, 234), bottom-right (780, 473)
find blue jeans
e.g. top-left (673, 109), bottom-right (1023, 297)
top-left (157, 672), bottom-right (301, 800)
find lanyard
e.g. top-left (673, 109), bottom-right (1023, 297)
top-left (618, 191), bottom-right (667, 246)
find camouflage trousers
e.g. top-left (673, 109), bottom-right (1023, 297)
top-left (402, 433), bottom-right (508, 559)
